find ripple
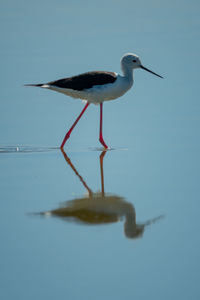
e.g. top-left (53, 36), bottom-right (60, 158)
top-left (0, 145), bottom-right (59, 153)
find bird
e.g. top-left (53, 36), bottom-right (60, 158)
top-left (25, 53), bottom-right (163, 149)
top-left (37, 149), bottom-right (164, 239)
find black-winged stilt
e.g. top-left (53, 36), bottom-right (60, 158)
top-left (39, 150), bottom-right (164, 239)
top-left (25, 53), bottom-right (163, 149)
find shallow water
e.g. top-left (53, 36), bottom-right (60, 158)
top-left (1, 0), bottom-right (200, 299)
top-left (1, 143), bottom-right (200, 299)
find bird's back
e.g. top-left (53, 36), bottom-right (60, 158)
top-left (49, 71), bottom-right (117, 91)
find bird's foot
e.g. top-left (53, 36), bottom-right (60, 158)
top-left (99, 136), bottom-right (108, 149)
top-left (60, 131), bottom-right (71, 149)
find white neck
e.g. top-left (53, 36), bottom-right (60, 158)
top-left (121, 63), bottom-right (134, 82)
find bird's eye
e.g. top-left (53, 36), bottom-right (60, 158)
top-left (132, 59), bottom-right (137, 63)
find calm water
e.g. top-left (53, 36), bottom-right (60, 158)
top-left (1, 1), bottom-right (200, 299)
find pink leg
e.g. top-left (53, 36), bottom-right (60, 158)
top-left (99, 103), bottom-right (108, 149)
top-left (60, 102), bottom-right (90, 149)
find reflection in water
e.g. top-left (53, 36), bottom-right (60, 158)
top-left (41, 150), bottom-right (163, 239)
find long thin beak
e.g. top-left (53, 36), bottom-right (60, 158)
top-left (140, 65), bottom-right (163, 78)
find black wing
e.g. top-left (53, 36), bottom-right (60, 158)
top-left (48, 71), bottom-right (117, 91)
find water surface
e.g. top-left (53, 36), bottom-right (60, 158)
top-left (1, 0), bottom-right (200, 299)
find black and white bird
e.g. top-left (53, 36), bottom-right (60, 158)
top-left (25, 53), bottom-right (163, 149)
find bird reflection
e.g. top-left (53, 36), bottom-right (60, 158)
top-left (41, 150), bottom-right (163, 239)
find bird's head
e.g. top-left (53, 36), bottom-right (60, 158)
top-left (121, 53), bottom-right (163, 78)
top-left (121, 53), bottom-right (141, 69)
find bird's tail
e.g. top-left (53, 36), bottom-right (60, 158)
top-left (24, 83), bottom-right (45, 87)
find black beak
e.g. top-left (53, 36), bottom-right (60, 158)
top-left (140, 65), bottom-right (163, 78)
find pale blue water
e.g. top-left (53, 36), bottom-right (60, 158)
top-left (1, 1), bottom-right (200, 299)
